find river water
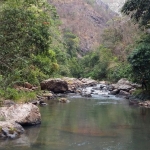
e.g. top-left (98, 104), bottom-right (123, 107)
top-left (1, 94), bottom-right (150, 150)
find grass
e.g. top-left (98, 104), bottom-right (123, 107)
top-left (132, 89), bottom-right (150, 101)
top-left (0, 87), bottom-right (38, 103)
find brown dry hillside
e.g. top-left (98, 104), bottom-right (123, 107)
top-left (48, 0), bottom-right (117, 53)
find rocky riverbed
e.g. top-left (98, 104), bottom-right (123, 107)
top-left (0, 77), bottom-right (147, 139)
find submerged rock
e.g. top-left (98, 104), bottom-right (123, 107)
top-left (0, 121), bottom-right (24, 139)
top-left (58, 98), bottom-right (70, 103)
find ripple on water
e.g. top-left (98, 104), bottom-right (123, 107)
top-left (96, 101), bottom-right (118, 105)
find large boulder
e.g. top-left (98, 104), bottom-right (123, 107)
top-left (110, 89), bottom-right (120, 95)
top-left (62, 77), bottom-right (98, 92)
top-left (0, 103), bottom-right (41, 125)
top-left (112, 78), bottom-right (133, 92)
top-left (62, 77), bottom-right (83, 92)
top-left (40, 78), bottom-right (68, 93)
top-left (117, 78), bottom-right (131, 85)
top-left (81, 78), bottom-right (98, 86)
top-left (0, 121), bottom-right (24, 139)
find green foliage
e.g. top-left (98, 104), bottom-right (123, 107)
top-left (128, 34), bottom-right (150, 82)
top-left (0, 87), bottom-right (37, 101)
top-left (107, 63), bottom-right (132, 82)
top-left (63, 31), bottom-right (80, 57)
top-left (81, 45), bottom-right (114, 80)
top-left (68, 57), bottom-right (83, 78)
top-left (4, 88), bottom-right (20, 100)
top-left (0, 0), bottom-right (60, 87)
top-left (0, 0), bottom-right (69, 101)
top-left (21, 66), bottom-right (47, 85)
top-left (31, 51), bottom-right (58, 75)
top-left (121, 0), bottom-right (150, 27)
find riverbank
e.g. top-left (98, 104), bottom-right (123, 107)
top-left (0, 77), bottom-right (148, 139)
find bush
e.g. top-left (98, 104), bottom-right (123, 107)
top-left (107, 63), bottom-right (132, 82)
top-left (4, 88), bottom-right (20, 100)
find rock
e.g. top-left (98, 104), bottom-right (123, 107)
top-left (38, 100), bottom-right (48, 106)
top-left (110, 89), bottom-right (120, 95)
top-left (131, 83), bottom-right (141, 88)
top-left (82, 93), bottom-right (92, 97)
top-left (129, 88), bottom-right (136, 94)
top-left (129, 100), bottom-right (139, 105)
top-left (31, 100), bottom-right (39, 105)
top-left (112, 78), bottom-right (133, 92)
top-left (0, 103), bottom-right (41, 125)
top-left (99, 81), bottom-right (107, 84)
top-left (100, 84), bottom-right (104, 90)
top-left (119, 85), bottom-right (132, 92)
top-left (24, 82), bottom-right (33, 89)
top-left (119, 90), bottom-right (130, 96)
top-left (40, 78), bottom-right (68, 93)
top-left (62, 77), bottom-right (83, 92)
top-left (117, 78), bottom-right (131, 85)
top-left (31, 86), bottom-right (39, 90)
top-left (112, 84), bottom-right (132, 92)
top-left (81, 78), bottom-right (97, 86)
top-left (0, 121), bottom-right (24, 139)
top-left (58, 98), bottom-right (70, 103)
top-left (107, 85), bottom-right (114, 91)
top-left (3, 100), bottom-right (15, 107)
top-left (42, 92), bottom-right (55, 100)
top-left (138, 101), bottom-right (150, 107)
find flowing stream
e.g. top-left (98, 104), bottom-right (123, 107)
top-left (1, 90), bottom-right (150, 150)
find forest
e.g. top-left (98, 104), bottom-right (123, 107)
top-left (0, 0), bottom-right (150, 100)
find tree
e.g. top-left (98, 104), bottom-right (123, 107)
top-left (63, 31), bottom-right (79, 57)
top-left (0, 0), bottom-right (59, 85)
top-left (121, 0), bottom-right (150, 27)
top-left (80, 45), bottom-right (114, 80)
top-left (128, 34), bottom-right (150, 81)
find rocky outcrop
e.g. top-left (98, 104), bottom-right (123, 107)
top-left (81, 78), bottom-right (98, 86)
top-left (62, 77), bottom-right (83, 92)
top-left (0, 121), bottom-right (24, 139)
top-left (40, 77), bottom-right (98, 93)
top-left (62, 77), bottom-right (98, 93)
top-left (49, 0), bottom-right (117, 52)
top-left (112, 78), bottom-right (133, 92)
top-left (110, 78), bottom-right (141, 97)
top-left (40, 78), bottom-right (68, 93)
top-left (0, 103), bottom-right (41, 125)
top-left (14, 82), bottom-right (38, 92)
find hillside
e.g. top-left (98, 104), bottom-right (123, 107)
top-left (101, 0), bottom-right (125, 13)
top-left (48, 0), bottom-right (117, 53)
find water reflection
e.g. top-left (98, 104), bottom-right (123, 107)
top-left (1, 97), bottom-right (150, 150)
top-left (0, 125), bottom-right (40, 150)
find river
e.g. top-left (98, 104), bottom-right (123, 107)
top-left (1, 93), bottom-right (150, 150)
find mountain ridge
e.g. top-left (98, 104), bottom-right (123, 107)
top-left (48, 0), bottom-right (117, 52)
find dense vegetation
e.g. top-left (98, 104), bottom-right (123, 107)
top-left (0, 0), bottom-right (150, 100)
top-left (0, 0), bottom-right (68, 100)
top-left (121, 0), bottom-right (150, 84)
